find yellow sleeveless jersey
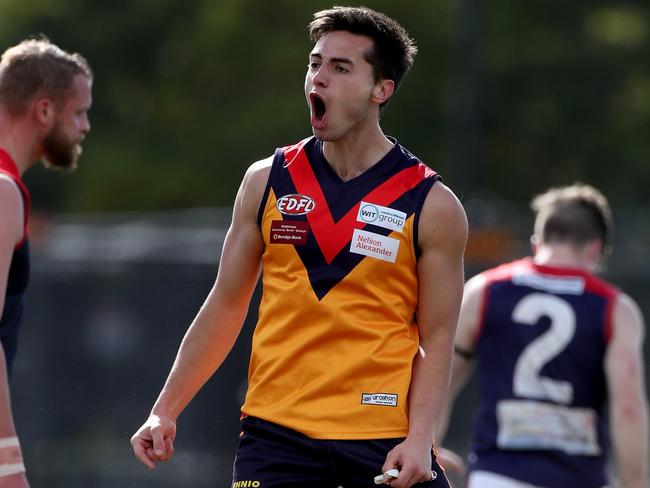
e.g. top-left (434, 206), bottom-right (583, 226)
top-left (241, 137), bottom-right (440, 439)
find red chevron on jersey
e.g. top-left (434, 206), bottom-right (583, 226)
top-left (282, 141), bottom-right (435, 264)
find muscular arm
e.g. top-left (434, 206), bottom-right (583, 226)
top-left (0, 176), bottom-right (29, 485)
top-left (410, 183), bottom-right (468, 445)
top-left (606, 293), bottom-right (649, 488)
top-left (434, 274), bottom-right (486, 442)
top-left (383, 182), bottom-right (468, 488)
top-left (0, 176), bottom-right (23, 324)
top-left (131, 158), bottom-right (271, 469)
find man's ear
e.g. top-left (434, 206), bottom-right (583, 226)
top-left (586, 239), bottom-right (604, 261)
top-left (33, 97), bottom-right (55, 127)
top-left (371, 79), bottom-right (395, 106)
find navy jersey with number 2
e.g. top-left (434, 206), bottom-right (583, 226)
top-left (469, 258), bottom-right (618, 488)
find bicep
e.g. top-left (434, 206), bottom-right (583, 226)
top-left (0, 180), bottom-right (23, 315)
top-left (416, 183), bottom-right (468, 342)
top-left (455, 275), bottom-right (487, 352)
top-left (213, 218), bottom-right (263, 309)
top-left (444, 275), bottom-right (486, 393)
top-left (210, 161), bottom-right (269, 309)
top-left (416, 247), bottom-right (464, 343)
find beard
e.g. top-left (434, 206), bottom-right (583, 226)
top-left (42, 122), bottom-right (82, 171)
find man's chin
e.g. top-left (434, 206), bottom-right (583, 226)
top-left (311, 128), bottom-right (334, 143)
top-left (42, 147), bottom-right (81, 172)
top-left (42, 157), bottom-right (78, 172)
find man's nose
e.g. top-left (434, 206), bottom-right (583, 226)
top-left (81, 115), bottom-right (91, 135)
top-left (312, 66), bottom-right (328, 87)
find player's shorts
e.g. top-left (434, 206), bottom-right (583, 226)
top-left (469, 471), bottom-right (540, 488)
top-left (231, 416), bottom-right (450, 488)
top-left (468, 471), bottom-right (610, 488)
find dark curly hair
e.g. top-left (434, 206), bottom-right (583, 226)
top-left (308, 6), bottom-right (417, 105)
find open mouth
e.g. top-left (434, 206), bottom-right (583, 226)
top-left (309, 93), bottom-right (327, 123)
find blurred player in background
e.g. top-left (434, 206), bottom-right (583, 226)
top-left (0, 38), bottom-right (92, 487)
top-left (436, 183), bottom-right (649, 488)
top-left (131, 6), bottom-right (467, 488)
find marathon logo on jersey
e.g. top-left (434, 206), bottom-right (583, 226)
top-left (276, 193), bottom-right (315, 215)
top-left (350, 229), bottom-right (399, 263)
top-left (270, 220), bottom-right (309, 245)
top-left (361, 392), bottom-right (398, 407)
top-left (357, 201), bottom-right (406, 232)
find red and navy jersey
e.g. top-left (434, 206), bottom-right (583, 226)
top-left (242, 136), bottom-right (440, 438)
top-left (469, 258), bottom-right (618, 487)
top-left (0, 148), bottom-right (31, 374)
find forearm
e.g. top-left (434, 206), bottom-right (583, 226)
top-left (410, 183), bottom-right (467, 447)
top-left (611, 395), bottom-right (649, 488)
top-left (150, 184), bottom-right (264, 420)
top-left (0, 347), bottom-right (18, 438)
top-left (0, 345), bottom-right (25, 481)
top-left (606, 295), bottom-right (649, 488)
top-left (433, 355), bottom-right (474, 442)
top-left (407, 338), bottom-right (454, 448)
top-left (151, 290), bottom-right (249, 420)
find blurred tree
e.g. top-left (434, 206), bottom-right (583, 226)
top-left (0, 0), bottom-right (647, 211)
top-left (480, 1), bottom-right (649, 204)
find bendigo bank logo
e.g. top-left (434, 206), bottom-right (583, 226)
top-left (276, 194), bottom-right (316, 215)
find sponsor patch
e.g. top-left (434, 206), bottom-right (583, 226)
top-left (497, 399), bottom-right (600, 455)
top-left (270, 220), bottom-right (309, 245)
top-left (276, 194), bottom-right (315, 215)
top-left (232, 481), bottom-right (261, 488)
top-left (357, 201), bottom-right (406, 232)
top-left (361, 392), bottom-right (398, 407)
top-left (513, 272), bottom-right (585, 295)
top-left (349, 229), bottom-right (399, 263)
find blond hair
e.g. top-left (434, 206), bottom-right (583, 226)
top-left (0, 36), bottom-right (92, 116)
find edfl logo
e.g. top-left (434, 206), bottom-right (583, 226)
top-left (276, 194), bottom-right (315, 215)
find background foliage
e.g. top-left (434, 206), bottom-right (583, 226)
top-left (1, 0), bottom-right (647, 212)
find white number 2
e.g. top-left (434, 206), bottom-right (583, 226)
top-left (512, 293), bottom-right (576, 404)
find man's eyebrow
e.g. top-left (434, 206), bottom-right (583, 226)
top-left (331, 57), bottom-right (353, 65)
top-left (309, 53), bottom-right (354, 65)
